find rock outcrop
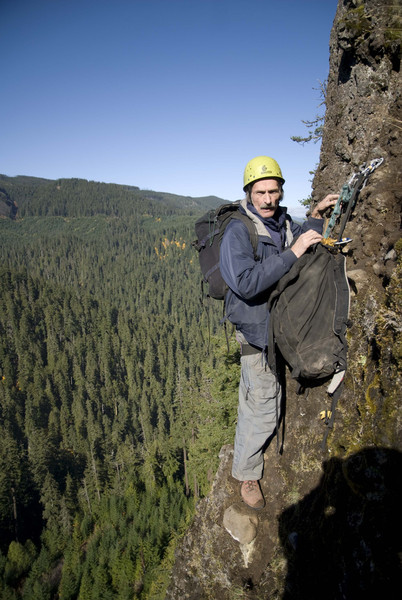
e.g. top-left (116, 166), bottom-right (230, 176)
top-left (167, 1), bottom-right (401, 598)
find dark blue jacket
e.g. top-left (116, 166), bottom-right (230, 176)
top-left (220, 198), bottom-right (324, 350)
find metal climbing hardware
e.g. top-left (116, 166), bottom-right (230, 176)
top-left (323, 157), bottom-right (384, 241)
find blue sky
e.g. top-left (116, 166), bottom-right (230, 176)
top-left (1, 0), bottom-right (337, 217)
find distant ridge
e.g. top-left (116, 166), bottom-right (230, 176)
top-left (0, 174), bottom-right (227, 218)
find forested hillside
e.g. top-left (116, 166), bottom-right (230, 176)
top-left (0, 176), bottom-right (239, 599)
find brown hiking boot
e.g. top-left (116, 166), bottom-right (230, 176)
top-left (240, 480), bottom-right (265, 510)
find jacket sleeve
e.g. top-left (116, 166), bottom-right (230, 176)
top-left (220, 220), bottom-right (298, 301)
top-left (289, 215), bottom-right (324, 237)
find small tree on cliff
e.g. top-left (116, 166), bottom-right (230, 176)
top-left (291, 80), bottom-right (327, 145)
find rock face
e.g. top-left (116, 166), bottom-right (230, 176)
top-left (314, 0), bottom-right (401, 296)
top-left (166, 2), bottom-right (402, 598)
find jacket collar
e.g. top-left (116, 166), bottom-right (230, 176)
top-left (240, 197), bottom-right (288, 239)
top-left (240, 197), bottom-right (271, 238)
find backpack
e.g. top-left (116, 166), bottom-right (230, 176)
top-left (267, 242), bottom-right (350, 448)
top-left (268, 243), bottom-right (350, 381)
top-left (193, 201), bottom-right (259, 300)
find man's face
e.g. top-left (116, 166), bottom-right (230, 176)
top-left (250, 178), bottom-right (282, 219)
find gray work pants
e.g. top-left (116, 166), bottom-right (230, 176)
top-left (231, 342), bottom-right (281, 482)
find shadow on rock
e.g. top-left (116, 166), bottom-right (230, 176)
top-left (278, 447), bottom-right (402, 599)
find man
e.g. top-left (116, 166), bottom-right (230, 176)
top-left (220, 156), bottom-right (337, 509)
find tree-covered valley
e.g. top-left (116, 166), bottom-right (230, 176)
top-left (0, 175), bottom-right (241, 599)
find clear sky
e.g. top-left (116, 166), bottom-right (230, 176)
top-left (1, 0), bottom-right (337, 217)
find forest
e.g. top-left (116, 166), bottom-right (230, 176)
top-left (0, 175), bottom-right (241, 599)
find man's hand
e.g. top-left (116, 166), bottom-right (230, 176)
top-left (311, 194), bottom-right (339, 218)
top-left (291, 229), bottom-right (323, 258)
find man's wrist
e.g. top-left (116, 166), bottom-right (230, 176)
top-left (310, 208), bottom-right (323, 219)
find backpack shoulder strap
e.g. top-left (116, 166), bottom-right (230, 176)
top-left (230, 212), bottom-right (259, 260)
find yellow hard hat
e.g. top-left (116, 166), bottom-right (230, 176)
top-left (243, 156), bottom-right (285, 190)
